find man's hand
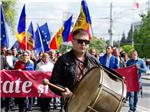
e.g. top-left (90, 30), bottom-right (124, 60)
top-left (62, 87), bottom-right (73, 98)
top-left (135, 64), bottom-right (139, 69)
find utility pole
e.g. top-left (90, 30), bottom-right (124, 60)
top-left (109, 2), bottom-right (113, 46)
top-left (132, 24), bottom-right (134, 47)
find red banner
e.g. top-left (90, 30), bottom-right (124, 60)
top-left (115, 65), bottom-right (139, 92)
top-left (0, 70), bottom-right (58, 97)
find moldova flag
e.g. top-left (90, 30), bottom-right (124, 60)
top-left (50, 16), bottom-right (72, 50)
top-left (68, 0), bottom-right (92, 41)
top-left (1, 5), bottom-right (9, 48)
top-left (27, 22), bottom-right (34, 50)
top-left (16, 5), bottom-right (26, 50)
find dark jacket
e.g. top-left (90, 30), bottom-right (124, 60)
top-left (50, 50), bottom-right (100, 95)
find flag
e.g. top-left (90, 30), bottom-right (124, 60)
top-left (115, 65), bottom-right (139, 92)
top-left (16, 5), bottom-right (26, 50)
top-left (39, 23), bottom-right (51, 41)
top-left (39, 23), bottom-right (51, 52)
top-left (27, 22), bottom-right (34, 50)
top-left (34, 27), bottom-right (43, 56)
top-left (0, 5), bottom-right (9, 48)
top-left (62, 16), bottom-right (73, 42)
top-left (11, 41), bottom-right (20, 51)
top-left (68, 0), bottom-right (92, 41)
top-left (50, 16), bottom-right (72, 50)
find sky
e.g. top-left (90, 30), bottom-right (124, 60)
top-left (5, 0), bottom-right (150, 47)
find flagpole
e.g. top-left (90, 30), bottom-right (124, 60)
top-left (26, 30), bottom-right (27, 51)
top-left (25, 5), bottom-right (27, 51)
top-left (25, 18), bottom-right (28, 51)
top-left (132, 1), bottom-right (138, 47)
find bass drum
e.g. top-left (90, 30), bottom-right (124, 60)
top-left (66, 66), bottom-right (127, 112)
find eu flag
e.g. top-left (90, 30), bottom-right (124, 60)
top-left (34, 27), bottom-right (42, 56)
top-left (1, 5), bottom-right (9, 48)
top-left (27, 22), bottom-right (34, 50)
top-left (39, 23), bottom-right (51, 52)
top-left (39, 23), bottom-right (51, 41)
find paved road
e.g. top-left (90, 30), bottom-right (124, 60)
top-left (121, 78), bottom-right (150, 112)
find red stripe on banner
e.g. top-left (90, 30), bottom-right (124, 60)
top-left (0, 70), bottom-right (59, 98)
top-left (115, 65), bottom-right (139, 92)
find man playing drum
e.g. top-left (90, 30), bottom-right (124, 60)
top-left (49, 28), bottom-right (100, 111)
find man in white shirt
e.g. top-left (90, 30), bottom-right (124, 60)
top-left (36, 53), bottom-right (54, 71)
top-left (35, 53), bottom-right (54, 112)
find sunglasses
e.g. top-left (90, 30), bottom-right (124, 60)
top-left (76, 39), bottom-right (90, 45)
top-left (107, 47), bottom-right (111, 49)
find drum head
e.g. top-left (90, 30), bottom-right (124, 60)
top-left (66, 67), bottom-right (101, 112)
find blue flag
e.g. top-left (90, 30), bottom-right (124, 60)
top-left (39, 23), bottom-right (51, 52)
top-left (11, 41), bottom-right (20, 50)
top-left (34, 27), bottom-right (43, 56)
top-left (0, 5), bottom-right (9, 48)
top-left (39, 23), bottom-right (51, 41)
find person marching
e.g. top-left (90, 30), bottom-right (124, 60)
top-left (49, 29), bottom-right (100, 111)
top-left (126, 50), bottom-right (147, 112)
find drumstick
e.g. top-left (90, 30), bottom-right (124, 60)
top-left (43, 78), bottom-right (65, 92)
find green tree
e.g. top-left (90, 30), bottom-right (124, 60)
top-left (120, 29), bottom-right (133, 46)
top-left (113, 40), bottom-right (120, 47)
top-left (2, 0), bottom-right (16, 32)
top-left (134, 10), bottom-right (150, 58)
top-left (121, 44), bottom-right (134, 54)
top-left (120, 32), bottom-right (127, 46)
top-left (89, 36), bottom-right (107, 52)
top-left (59, 44), bottom-right (72, 54)
top-left (126, 26), bottom-right (132, 44)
